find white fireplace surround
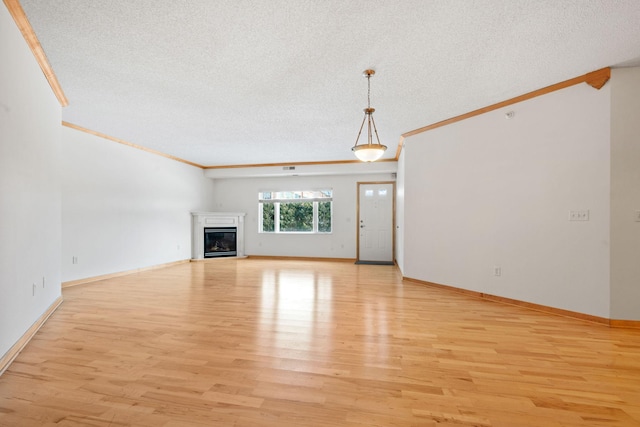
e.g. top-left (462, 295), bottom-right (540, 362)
top-left (191, 212), bottom-right (246, 260)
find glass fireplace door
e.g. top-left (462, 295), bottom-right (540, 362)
top-left (204, 227), bottom-right (237, 258)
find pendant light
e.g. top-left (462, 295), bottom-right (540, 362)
top-left (351, 69), bottom-right (387, 162)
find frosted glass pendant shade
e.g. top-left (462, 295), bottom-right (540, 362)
top-left (352, 144), bottom-right (387, 162)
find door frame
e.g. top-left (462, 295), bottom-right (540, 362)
top-left (356, 181), bottom-right (396, 264)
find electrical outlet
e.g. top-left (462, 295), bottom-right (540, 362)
top-left (569, 210), bottom-right (589, 221)
top-left (494, 267), bottom-right (501, 277)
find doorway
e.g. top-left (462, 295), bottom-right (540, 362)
top-left (356, 182), bottom-right (395, 264)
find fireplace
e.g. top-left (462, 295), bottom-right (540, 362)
top-left (204, 227), bottom-right (237, 258)
top-left (191, 212), bottom-right (245, 260)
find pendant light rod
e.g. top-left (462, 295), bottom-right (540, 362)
top-left (351, 69), bottom-right (387, 162)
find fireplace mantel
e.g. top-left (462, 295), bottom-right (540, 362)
top-left (191, 212), bottom-right (246, 260)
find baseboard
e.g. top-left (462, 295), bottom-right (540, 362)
top-left (609, 319), bottom-right (640, 329)
top-left (403, 277), bottom-right (640, 329)
top-left (61, 259), bottom-right (191, 288)
top-left (190, 256), bottom-right (248, 262)
top-left (355, 260), bottom-right (395, 265)
top-left (0, 295), bottom-right (63, 376)
top-left (247, 255), bottom-right (356, 263)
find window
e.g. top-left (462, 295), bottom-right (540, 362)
top-left (259, 190), bottom-right (332, 233)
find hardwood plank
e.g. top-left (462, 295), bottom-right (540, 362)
top-left (0, 296), bottom-right (63, 375)
top-left (1, 259), bottom-right (639, 426)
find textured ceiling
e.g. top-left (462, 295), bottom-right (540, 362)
top-left (18, 0), bottom-right (640, 167)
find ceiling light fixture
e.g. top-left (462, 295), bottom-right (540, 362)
top-left (351, 69), bottom-right (387, 162)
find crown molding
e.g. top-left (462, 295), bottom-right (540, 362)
top-left (4, 0), bottom-right (69, 106)
top-left (401, 67), bottom-right (611, 140)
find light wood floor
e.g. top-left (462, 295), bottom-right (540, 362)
top-left (1, 259), bottom-right (639, 427)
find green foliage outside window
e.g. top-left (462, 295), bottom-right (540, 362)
top-left (318, 201), bottom-right (331, 232)
top-left (262, 202), bottom-right (275, 232)
top-left (280, 202), bottom-right (313, 232)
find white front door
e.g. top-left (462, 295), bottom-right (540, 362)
top-left (357, 182), bottom-right (394, 263)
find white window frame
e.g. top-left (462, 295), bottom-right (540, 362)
top-left (258, 190), bottom-right (332, 234)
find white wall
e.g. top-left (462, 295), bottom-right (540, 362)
top-left (395, 147), bottom-right (405, 272)
top-left (610, 67), bottom-right (640, 320)
top-left (211, 173), bottom-right (396, 258)
top-left (1, 5), bottom-right (62, 359)
top-left (403, 82), bottom-right (611, 318)
top-left (61, 127), bottom-right (216, 282)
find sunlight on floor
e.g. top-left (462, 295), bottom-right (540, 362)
top-left (258, 269), bottom-right (334, 356)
